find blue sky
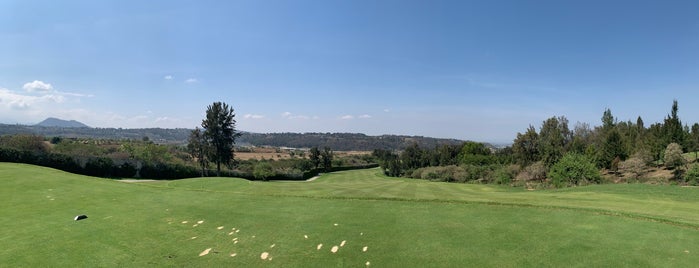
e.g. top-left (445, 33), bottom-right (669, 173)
top-left (1, 0), bottom-right (699, 143)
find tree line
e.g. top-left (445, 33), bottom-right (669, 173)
top-left (374, 100), bottom-right (699, 187)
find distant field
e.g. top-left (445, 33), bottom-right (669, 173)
top-left (1, 163), bottom-right (698, 267)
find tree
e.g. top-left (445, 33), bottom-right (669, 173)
top-left (538, 116), bottom-right (569, 167)
top-left (187, 127), bottom-right (209, 176)
top-left (513, 125), bottom-right (540, 165)
top-left (600, 129), bottom-right (626, 169)
top-left (601, 108), bottom-right (616, 131)
top-left (549, 152), bottom-right (601, 188)
top-left (689, 123), bottom-right (699, 161)
top-left (309, 147), bottom-right (321, 168)
top-left (663, 142), bottom-right (685, 170)
top-left (201, 101), bottom-right (240, 176)
top-left (663, 100), bottom-right (685, 147)
top-left (321, 146), bottom-right (333, 171)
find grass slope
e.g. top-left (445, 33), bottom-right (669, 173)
top-left (1, 163), bottom-right (698, 267)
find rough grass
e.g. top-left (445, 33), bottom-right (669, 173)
top-left (1, 163), bottom-right (698, 267)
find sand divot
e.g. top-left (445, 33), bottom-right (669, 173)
top-left (228, 232), bottom-right (235, 235)
top-left (270, 244), bottom-right (276, 248)
top-left (233, 237), bottom-right (238, 241)
top-left (236, 229), bottom-right (240, 233)
top-left (193, 224), bottom-right (199, 227)
top-left (334, 223), bottom-right (339, 226)
top-left (217, 226), bottom-right (224, 230)
top-left (234, 241), bottom-right (239, 244)
top-left (340, 240), bottom-right (346, 247)
top-left (317, 244), bottom-right (323, 250)
top-left (366, 261), bottom-right (371, 266)
top-left (199, 248), bottom-right (212, 256)
top-left (182, 221), bottom-right (188, 224)
top-left (331, 246), bottom-right (339, 253)
top-left (191, 237), bottom-right (197, 240)
top-left (261, 252), bottom-right (269, 260)
top-left (360, 232), bottom-right (363, 236)
top-left (685, 250), bottom-right (690, 253)
top-left (304, 235), bottom-right (308, 239)
top-left (230, 253), bottom-right (237, 257)
top-left (197, 220), bottom-right (204, 224)
top-left (363, 246), bottom-right (368, 252)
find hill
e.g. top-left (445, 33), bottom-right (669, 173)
top-left (0, 124), bottom-right (471, 150)
top-left (35, 117), bottom-right (89, 128)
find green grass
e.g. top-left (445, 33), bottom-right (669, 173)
top-left (1, 163), bottom-right (698, 267)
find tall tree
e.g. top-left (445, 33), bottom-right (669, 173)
top-left (201, 102), bottom-right (240, 176)
top-left (187, 127), bottom-right (209, 176)
top-left (538, 116), bottom-right (569, 167)
top-left (663, 100), bottom-right (685, 147)
top-left (690, 123), bottom-right (699, 161)
top-left (513, 125), bottom-right (540, 166)
top-left (321, 146), bottom-right (333, 171)
top-left (309, 147), bottom-right (321, 168)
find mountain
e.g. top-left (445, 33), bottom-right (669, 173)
top-left (35, 118), bottom-right (89, 128)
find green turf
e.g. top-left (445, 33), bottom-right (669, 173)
top-left (1, 163), bottom-right (698, 267)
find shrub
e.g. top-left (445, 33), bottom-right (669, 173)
top-left (664, 143), bottom-right (685, 170)
top-left (253, 162), bottom-right (275, 181)
top-left (549, 153), bottom-right (601, 188)
top-left (516, 162), bottom-right (547, 182)
top-left (684, 164), bottom-right (699, 186)
top-left (619, 156), bottom-right (646, 180)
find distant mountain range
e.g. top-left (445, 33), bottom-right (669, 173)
top-left (0, 118), bottom-right (482, 150)
top-left (35, 117), bottom-right (89, 128)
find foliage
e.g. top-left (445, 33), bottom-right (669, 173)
top-left (515, 161), bottom-right (547, 182)
top-left (683, 164), bottom-right (699, 186)
top-left (321, 146), bottom-right (333, 171)
top-left (538, 116), bottom-right (570, 167)
top-left (309, 147), bottom-right (321, 168)
top-left (202, 101), bottom-right (240, 176)
top-left (187, 127), bottom-right (209, 176)
top-left (549, 153), bottom-right (601, 188)
top-left (663, 143), bottom-right (685, 170)
top-left (513, 125), bottom-right (539, 165)
top-left (619, 156), bottom-right (647, 180)
top-left (253, 162), bottom-right (275, 181)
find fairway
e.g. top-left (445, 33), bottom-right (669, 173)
top-left (1, 163), bottom-right (698, 267)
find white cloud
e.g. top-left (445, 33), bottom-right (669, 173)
top-left (185, 78), bottom-right (198, 83)
top-left (383, 109), bottom-right (390, 113)
top-left (281, 111), bottom-right (310, 120)
top-left (23, 80), bottom-right (53, 93)
top-left (359, 114), bottom-right (372, 119)
top-left (0, 88), bottom-right (64, 110)
top-left (244, 114), bottom-right (265, 119)
top-left (164, 75), bottom-right (173, 80)
top-left (340, 115), bottom-right (354, 120)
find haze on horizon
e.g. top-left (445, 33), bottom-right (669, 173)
top-left (1, 0), bottom-right (699, 144)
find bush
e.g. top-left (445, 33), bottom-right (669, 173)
top-left (684, 164), bottom-right (699, 186)
top-left (664, 143), bottom-right (685, 170)
top-left (619, 156), bottom-right (646, 180)
top-left (549, 153), bottom-right (601, 188)
top-left (516, 162), bottom-right (547, 182)
top-left (253, 162), bottom-right (275, 181)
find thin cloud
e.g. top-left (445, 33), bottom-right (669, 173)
top-left (185, 78), bottom-right (198, 83)
top-left (359, 114), bottom-right (372, 119)
top-left (340, 115), bottom-right (354, 120)
top-left (23, 80), bottom-right (53, 93)
top-left (383, 109), bottom-right (390, 113)
top-left (281, 111), bottom-right (310, 120)
top-left (164, 75), bottom-right (173, 80)
top-left (243, 114), bottom-right (265, 119)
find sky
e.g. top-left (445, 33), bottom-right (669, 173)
top-left (1, 0), bottom-right (699, 144)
